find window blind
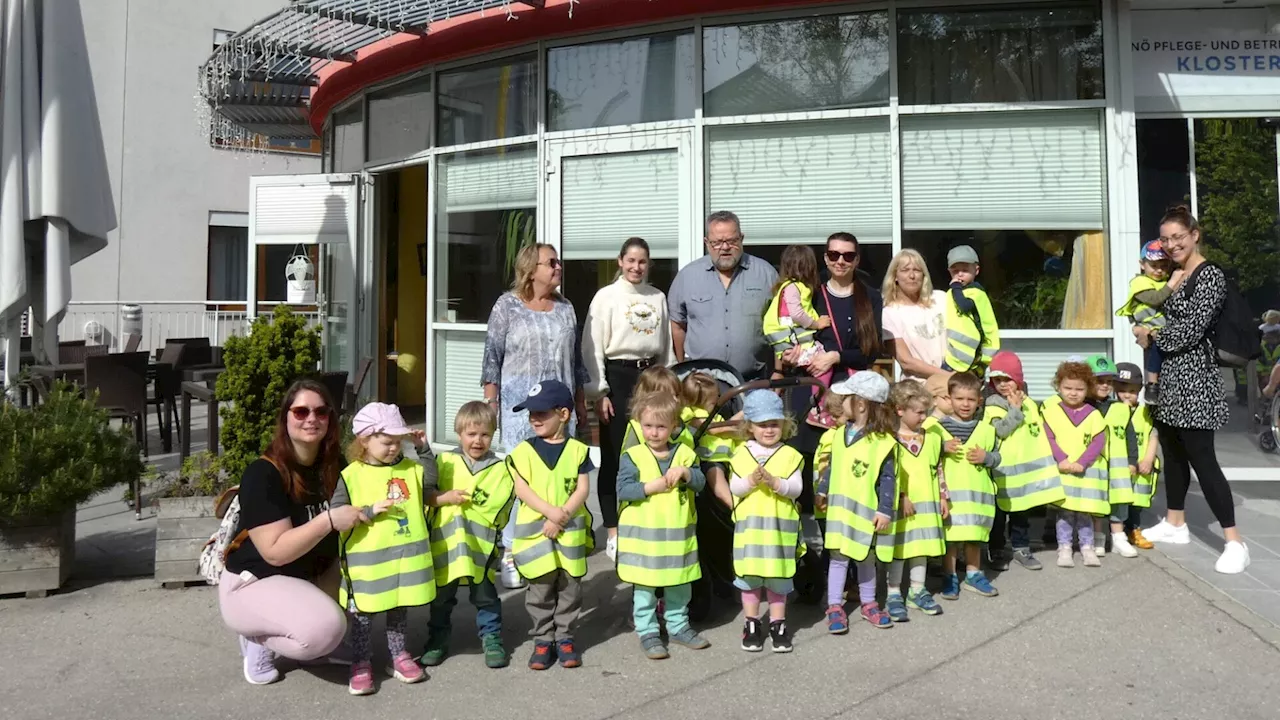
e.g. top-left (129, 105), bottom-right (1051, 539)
top-left (1004, 338), bottom-right (1109, 397)
top-left (440, 148), bottom-right (537, 213)
top-left (560, 150), bottom-right (681, 260)
top-left (901, 111), bottom-right (1105, 230)
top-left (434, 330), bottom-right (488, 444)
top-left (707, 119), bottom-right (892, 244)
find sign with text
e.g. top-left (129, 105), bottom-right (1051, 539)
top-left (1132, 9), bottom-right (1280, 113)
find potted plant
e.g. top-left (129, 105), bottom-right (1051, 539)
top-left (0, 382), bottom-right (145, 597)
top-left (149, 451), bottom-right (234, 588)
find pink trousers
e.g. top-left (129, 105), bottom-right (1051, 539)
top-left (218, 568), bottom-right (346, 661)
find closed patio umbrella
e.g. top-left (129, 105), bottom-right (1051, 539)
top-left (1, 0), bottom-right (116, 392)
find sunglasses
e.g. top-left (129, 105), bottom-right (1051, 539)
top-left (289, 405), bottom-right (331, 421)
top-left (825, 250), bottom-right (858, 263)
top-left (538, 258), bottom-right (562, 269)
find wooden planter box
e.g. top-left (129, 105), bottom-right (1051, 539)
top-left (0, 511), bottom-right (76, 598)
top-left (154, 496), bottom-right (219, 588)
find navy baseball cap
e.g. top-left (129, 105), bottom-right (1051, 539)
top-left (1115, 363), bottom-right (1142, 385)
top-left (513, 380), bottom-right (575, 413)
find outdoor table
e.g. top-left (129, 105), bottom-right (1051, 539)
top-left (180, 381), bottom-right (219, 460)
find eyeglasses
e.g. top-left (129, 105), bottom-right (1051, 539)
top-left (289, 405), bottom-right (331, 421)
top-left (1159, 231), bottom-right (1192, 244)
top-left (707, 237), bottom-right (743, 249)
top-left (826, 250), bottom-right (858, 263)
top-left (538, 258), bottom-right (562, 269)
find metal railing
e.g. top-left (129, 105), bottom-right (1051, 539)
top-left (37, 302), bottom-right (321, 353)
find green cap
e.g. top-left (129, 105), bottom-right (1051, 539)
top-left (1085, 354), bottom-right (1117, 378)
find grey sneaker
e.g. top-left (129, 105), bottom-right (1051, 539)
top-left (640, 633), bottom-right (669, 660)
top-left (1012, 548), bottom-right (1043, 571)
top-left (500, 551), bottom-right (525, 589)
top-left (668, 627), bottom-right (711, 650)
top-left (239, 636), bottom-right (279, 685)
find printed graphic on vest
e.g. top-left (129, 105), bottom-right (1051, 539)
top-left (387, 477), bottom-right (412, 535)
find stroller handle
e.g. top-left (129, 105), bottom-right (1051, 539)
top-left (690, 375), bottom-right (827, 446)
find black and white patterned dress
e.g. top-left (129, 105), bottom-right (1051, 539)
top-left (1154, 263), bottom-right (1229, 430)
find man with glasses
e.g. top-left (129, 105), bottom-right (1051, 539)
top-left (668, 210), bottom-right (778, 380)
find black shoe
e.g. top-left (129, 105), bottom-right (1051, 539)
top-left (986, 549), bottom-right (1011, 572)
top-left (769, 620), bottom-right (793, 653)
top-left (740, 617), bottom-right (765, 652)
top-left (1145, 383), bottom-right (1160, 405)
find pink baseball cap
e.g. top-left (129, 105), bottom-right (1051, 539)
top-left (352, 402), bottom-right (413, 437)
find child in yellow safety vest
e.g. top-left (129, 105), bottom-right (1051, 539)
top-left (680, 371), bottom-right (737, 509)
top-left (616, 391), bottom-right (711, 660)
top-left (1114, 240), bottom-right (1183, 404)
top-left (1114, 364), bottom-right (1160, 552)
top-left (421, 401), bottom-right (514, 670)
top-left (1043, 361), bottom-right (1109, 569)
top-left (335, 402), bottom-right (435, 695)
top-left (937, 372), bottom-right (1001, 601)
top-left (1085, 355), bottom-right (1123, 559)
top-left (941, 245), bottom-right (1000, 376)
top-left (814, 371), bottom-right (898, 632)
top-left (728, 390), bottom-right (805, 653)
top-left (506, 380), bottom-right (595, 671)
top-left (612, 365), bottom-right (687, 563)
top-left (763, 245), bottom-right (835, 427)
top-left (885, 380), bottom-right (947, 622)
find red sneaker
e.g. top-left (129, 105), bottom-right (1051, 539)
top-left (348, 661), bottom-right (375, 696)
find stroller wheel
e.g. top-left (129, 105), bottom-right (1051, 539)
top-left (1261, 430), bottom-right (1277, 453)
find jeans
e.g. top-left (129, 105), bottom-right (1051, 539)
top-left (1109, 503), bottom-right (1131, 525)
top-left (428, 577), bottom-right (503, 638)
top-left (634, 583), bottom-right (692, 638)
top-left (990, 508), bottom-right (1031, 551)
top-left (1144, 344), bottom-right (1163, 378)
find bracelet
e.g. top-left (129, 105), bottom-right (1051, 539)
top-left (328, 508), bottom-right (335, 531)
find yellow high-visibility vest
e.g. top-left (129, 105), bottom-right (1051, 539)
top-left (1129, 406), bottom-right (1160, 509)
top-left (891, 431), bottom-right (946, 559)
top-left (508, 439), bottom-right (595, 579)
top-left (824, 429), bottom-right (896, 562)
top-left (429, 452), bottom-right (514, 587)
top-left (936, 422), bottom-right (998, 543)
top-left (1042, 399), bottom-right (1110, 516)
top-left (1101, 402), bottom-right (1135, 507)
top-left (728, 444), bottom-right (804, 579)
top-left (944, 286), bottom-right (1000, 373)
top-left (1115, 274), bottom-right (1167, 329)
top-left (762, 280), bottom-right (817, 357)
top-left (616, 443), bottom-right (700, 588)
top-left (339, 459), bottom-right (435, 614)
top-left (983, 398), bottom-right (1065, 512)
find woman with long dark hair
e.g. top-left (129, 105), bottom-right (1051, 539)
top-left (219, 379), bottom-right (368, 685)
top-left (1134, 206), bottom-right (1250, 574)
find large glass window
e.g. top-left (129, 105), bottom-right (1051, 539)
top-left (1136, 119), bottom-right (1191, 243)
top-left (548, 32), bottom-right (695, 131)
top-left (707, 119), bottom-right (893, 245)
top-left (332, 105), bottom-right (364, 171)
top-left (367, 77), bottom-right (431, 164)
top-left (901, 111), bottom-right (1108, 329)
top-left (434, 145), bottom-right (538, 324)
top-left (703, 12), bottom-right (889, 116)
top-left (437, 56), bottom-right (537, 146)
top-left (897, 3), bottom-right (1104, 105)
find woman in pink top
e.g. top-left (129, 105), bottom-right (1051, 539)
top-left (880, 249), bottom-right (947, 381)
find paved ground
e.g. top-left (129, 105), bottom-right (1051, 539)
top-left (5, 405), bottom-right (1280, 719)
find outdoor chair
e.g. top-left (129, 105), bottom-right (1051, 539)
top-left (85, 350), bottom-right (150, 453)
top-left (148, 341), bottom-right (189, 448)
top-left (345, 357), bottom-right (373, 412)
top-left (57, 340), bottom-right (85, 363)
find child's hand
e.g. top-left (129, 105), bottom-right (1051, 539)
top-left (644, 478), bottom-right (670, 496)
top-left (372, 499), bottom-right (394, 515)
top-left (1129, 464), bottom-right (1139, 478)
top-left (1057, 459), bottom-right (1075, 473)
top-left (941, 498), bottom-right (951, 520)
top-left (944, 438), bottom-right (963, 454)
top-left (1168, 269), bottom-right (1186, 288)
top-left (748, 467), bottom-right (764, 487)
top-left (900, 495), bottom-right (916, 517)
top-left (815, 494), bottom-right (828, 513)
top-left (410, 429), bottom-right (428, 449)
top-left (873, 513), bottom-right (891, 532)
top-left (966, 446), bottom-right (987, 465)
top-left (437, 489), bottom-right (470, 506)
top-left (542, 520), bottom-right (562, 539)
top-left (545, 506), bottom-right (571, 528)
top-left (1068, 462), bottom-right (1085, 474)
top-left (767, 472), bottom-right (783, 492)
top-left (814, 316), bottom-right (832, 330)
top-left (663, 466), bottom-right (687, 489)
top-left (1138, 459), bottom-right (1155, 476)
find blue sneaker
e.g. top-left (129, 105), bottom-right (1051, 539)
top-left (963, 572), bottom-right (999, 597)
top-left (940, 573), bottom-right (961, 600)
top-left (885, 593), bottom-right (910, 623)
top-left (907, 587), bottom-right (943, 615)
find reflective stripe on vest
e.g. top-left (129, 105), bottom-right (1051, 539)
top-left (944, 287), bottom-right (999, 371)
top-left (938, 422), bottom-right (998, 543)
top-left (429, 453), bottom-right (514, 586)
top-left (1102, 403), bottom-right (1136, 507)
top-left (616, 443), bottom-right (701, 587)
top-left (892, 433), bottom-right (947, 559)
top-left (1129, 406), bottom-right (1160, 508)
top-left (339, 459), bottom-right (436, 613)
top-left (729, 445), bottom-right (804, 578)
top-left (987, 399), bottom-right (1065, 512)
top-left (683, 407), bottom-right (737, 463)
top-left (824, 430), bottom-right (895, 563)
top-left (1117, 274), bottom-right (1168, 329)
top-left (1042, 400), bottom-right (1110, 516)
top-left (762, 281), bottom-right (817, 353)
top-left (508, 440), bottom-right (595, 579)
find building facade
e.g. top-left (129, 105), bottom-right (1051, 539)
top-left (60, 0), bottom-right (318, 351)
top-left (205, 0), bottom-right (1280, 478)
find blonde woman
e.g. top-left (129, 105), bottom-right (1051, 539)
top-left (481, 243), bottom-right (590, 588)
top-left (880, 249), bottom-right (948, 380)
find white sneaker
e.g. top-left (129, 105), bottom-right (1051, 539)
top-left (500, 551), bottom-right (525, 589)
top-left (1143, 519), bottom-right (1191, 544)
top-left (605, 534), bottom-right (618, 563)
top-left (1111, 532), bottom-right (1139, 558)
top-left (1214, 541), bottom-right (1251, 574)
top-left (1095, 541), bottom-right (1107, 557)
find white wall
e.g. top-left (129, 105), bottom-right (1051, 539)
top-left (72, 0), bottom-right (319, 304)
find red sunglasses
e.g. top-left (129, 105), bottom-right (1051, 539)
top-left (289, 405), bottom-right (332, 421)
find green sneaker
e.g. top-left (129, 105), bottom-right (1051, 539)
top-left (420, 632), bottom-right (450, 667)
top-left (482, 633), bottom-right (509, 669)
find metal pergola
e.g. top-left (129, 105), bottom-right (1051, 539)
top-left (198, 0), bottom-right (548, 144)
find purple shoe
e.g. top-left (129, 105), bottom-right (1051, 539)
top-left (239, 636), bottom-right (279, 685)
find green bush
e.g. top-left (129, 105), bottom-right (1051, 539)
top-left (128, 451), bottom-right (232, 503)
top-left (216, 305), bottom-right (321, 481)
top-left (0, 383), bottom-right (146, 523)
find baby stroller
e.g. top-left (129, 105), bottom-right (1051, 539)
top-left (673, 360), bottom-right (826, 620)
top-left (1256, 388), bottom-right (1280, 453)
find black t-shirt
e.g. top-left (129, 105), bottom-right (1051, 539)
top-left (225, 459), bottom-right (338, 580)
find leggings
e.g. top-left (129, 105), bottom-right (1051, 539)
top-left (886, 557), bottom-right (926, 594)
top-left (349, 606), bottom-right (408, 663)
top-left (1157, 423), bottom-right (1236, 529)
top-left (596, 362), bottom-right (644, 529)
top-left (827, 551), bottom-right (876, 607)
top-left (218, 568), bottom-right (346, 661)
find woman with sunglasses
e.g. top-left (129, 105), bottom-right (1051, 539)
top-left (481, 242), bottom-right (591, 588)
top-left (219, 379), bottom-right (370, 685)
top-left (1133, 205), bottom-right (1250, 574)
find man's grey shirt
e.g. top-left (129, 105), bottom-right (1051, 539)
top-left (667, 253), bottom-right (778, 377)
